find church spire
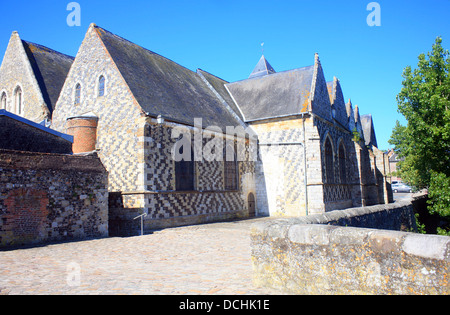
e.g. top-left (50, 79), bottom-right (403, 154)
top-left (249, 55), bottom-right (276, 79)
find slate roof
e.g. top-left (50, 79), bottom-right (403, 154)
top-left (249, 55), bottom-right (276, 79)
top-left (21, 41), bottom-right (74, 113)
top-left (225, 65), bottom-right (314, 122)
top-left (197, 69), bottom-right (244, 121)
top-left (94, 26), bottom-right (243, 129)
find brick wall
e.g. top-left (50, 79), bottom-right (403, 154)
top-left (0, 150), bottom-right (108, 247)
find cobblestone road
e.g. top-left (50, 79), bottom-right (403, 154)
top-left (0, 218), bottom-right (282, 295)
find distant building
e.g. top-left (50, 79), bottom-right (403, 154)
top-left (388, 149), bottom-right (402, 183)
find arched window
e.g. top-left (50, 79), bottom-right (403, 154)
top-left (1, 92), bottom-right (6, 110)
top-left (339, 143), bottom-right (347, 183)
top-left (14, 86), bottom-right (22, 115)
top-left (75, 83), bottom-right (81, 105)
top-left (325, 137), bottom-right (334, 183)
top-left (98, 76), bottom-right (105, 97)
top-left (224, 143), bottom-right (238, 190)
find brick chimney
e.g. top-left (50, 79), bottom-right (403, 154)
top-left (66, 113), bottom-right (99, 154)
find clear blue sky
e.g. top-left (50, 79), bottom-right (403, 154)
top-left (1, 0), bottom-right (449, 149)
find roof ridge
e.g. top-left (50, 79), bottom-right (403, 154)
top-left (232, 64), bottom-right (313, 84)
top-left (93, 24), bottom-right (197, 76)
top-left (21, 40), bottom-right (74, 60)
top-left (197, 68), bottom-right (229, 84)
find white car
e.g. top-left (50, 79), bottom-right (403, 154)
top-left (392, 183), bottom-right (413, 193)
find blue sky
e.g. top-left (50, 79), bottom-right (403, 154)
top-left (1, 0), bottom-right (449, 149)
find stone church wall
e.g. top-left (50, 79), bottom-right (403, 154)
top-left (109, 119), bottom-right (256, 235)
top-left (315, 116), bottom-right (357, 211)
top-left (251, 117), bottom-right (307, 217)
top-left (52, 25), bottom-right (145, 193)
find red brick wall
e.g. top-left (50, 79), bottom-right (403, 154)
top-left (2, 188), bottom-right (49, 245)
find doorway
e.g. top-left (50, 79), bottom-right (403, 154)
top-left (248, 193), bottom-right (256, 217)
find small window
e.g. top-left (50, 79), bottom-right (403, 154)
top-left (98, 76), bottom-right (105, 97)
top-left (75, 83), bottom-right (81, 105)
top-left (1, 92), bottom-right (6, 110)
top-left (175, 142), bottom-right (195, 191)
top-left (14, 86), bottom-right (22, 115)
top-left (224, 143), bottom-right (238, 190)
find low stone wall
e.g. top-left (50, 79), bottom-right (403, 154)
top-left (251, 200), bottom-right (450, 295)
top-left (0, 150), bottom-right (109, 248)
top-left (275, 200), bottom-right (417, 232)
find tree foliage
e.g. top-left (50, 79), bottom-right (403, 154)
top-left (389, 37), bottom-right (450, 233)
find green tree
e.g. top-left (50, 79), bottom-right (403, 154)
top-left (389, 37), bottom-right (450, 234)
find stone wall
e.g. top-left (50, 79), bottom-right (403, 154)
top-left (52, 24), bottom-right (145, 193)
top-left (109, 120), bottom-right (256, 236)
top-left (0, 150), bottom-right (108, 247)
top-left (251, 198), bottom-right (450, 295)
top-left (0, 32), bottom-right (49, 123)
top-left (250, 113), bottom-right (386, 218)
top-left (251, 117), bottom-right (307, 217)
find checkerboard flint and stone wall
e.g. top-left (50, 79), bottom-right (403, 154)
top-left (52, 26), bottom-right (145, 194)
top-left (110, 121), bottom-right (256, 235)
top-left (0, 150), bottom-right (108, 247)
top-left (251, 118), bottom-right (307, 217)
top-left (52, 26), bottom-right (257, 235)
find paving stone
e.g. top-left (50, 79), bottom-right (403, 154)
top-left (0, 218), bottom-right (281, 295)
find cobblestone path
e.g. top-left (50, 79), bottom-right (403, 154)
top-left (0, 219), bottom-right (281, 295)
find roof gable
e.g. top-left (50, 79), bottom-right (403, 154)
top-left (309, 54), bottom-right (332, 121)
top-left (93, 25), bottom-right (242, 129)
top-left (346, 99), bottom-right (356, 132)
top-left (327, 77), bottom-right (350, 128)
top-left (361, 114), bottom-right (378, 147)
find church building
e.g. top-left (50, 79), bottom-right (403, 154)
top-left (0, 24), bottom-right (392, 235)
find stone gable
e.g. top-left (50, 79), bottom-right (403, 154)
top-left (52, 24), bottom-right (144, 193)
top-left (0, 32), bottom-right (48, 122)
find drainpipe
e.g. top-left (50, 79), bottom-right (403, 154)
top-left (302, 114), bottom-right (309, 216)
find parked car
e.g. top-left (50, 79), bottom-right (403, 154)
top-left (392, 183), bottom-right (413, 193)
